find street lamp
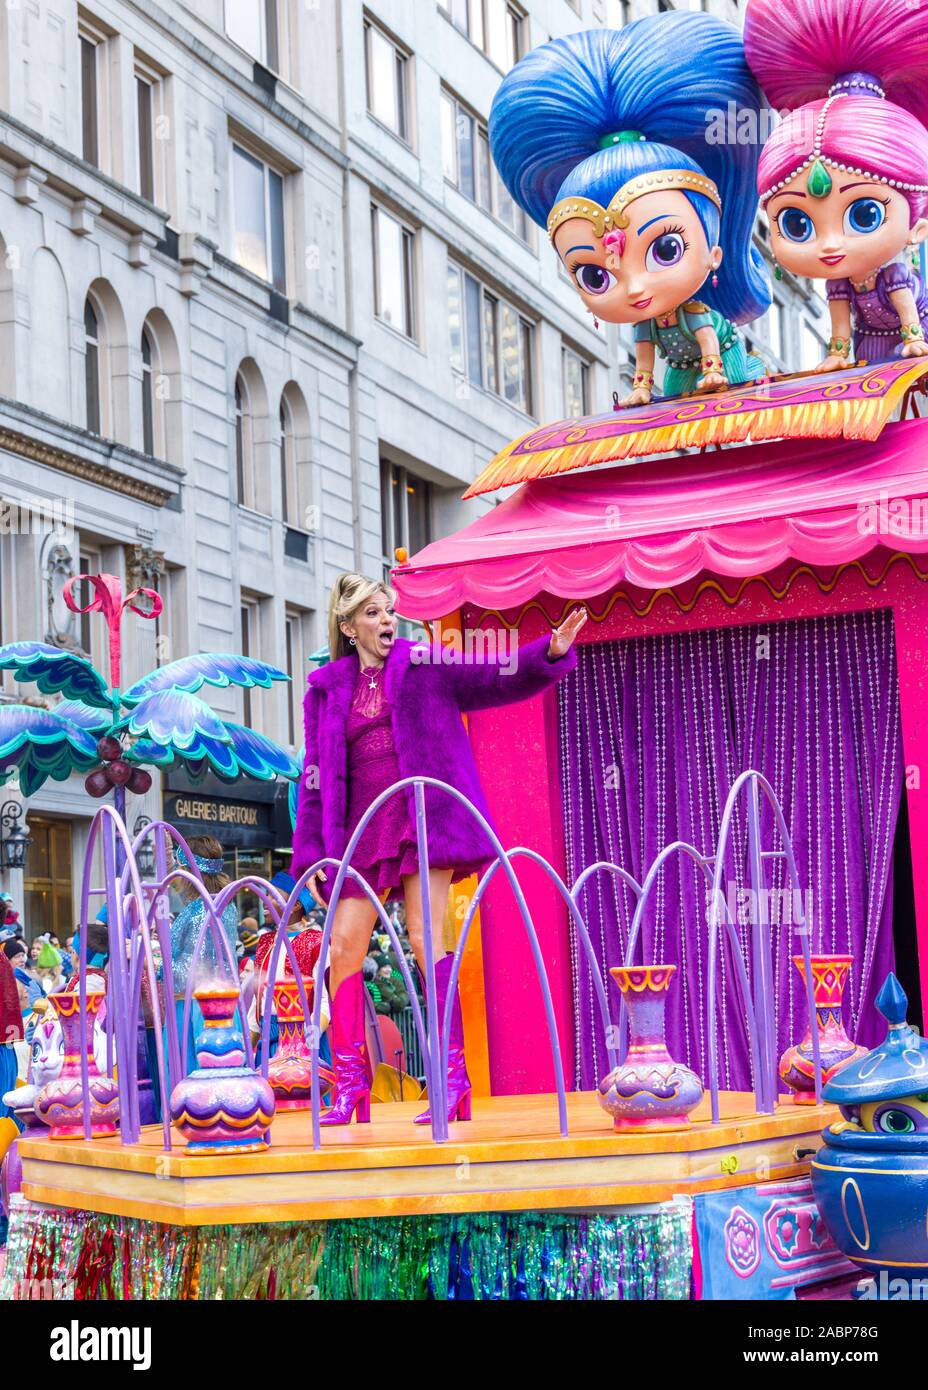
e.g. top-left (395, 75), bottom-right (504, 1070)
top-left (0, 801), bottom-right (32, 871)
top-left (132, 815), bottom-right (156, 878)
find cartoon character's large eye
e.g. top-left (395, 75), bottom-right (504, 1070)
top-left (573, 264), bottom-right (616, 296)
top-left (844, 198), bottom-right (887, 236)
top-left (645, 232), bottom-right (686, 272)
top-left (873, 1105), bottom-right (918, 1135)
top-left (776, 207), bottom-right (815, 243)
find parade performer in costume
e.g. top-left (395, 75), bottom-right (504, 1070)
top-left (489, 14), bottom-right (770, 407)
top-left (292, 574), bottom-right (584, 1126)
top-left (248, 871), bottom-right (330, 1061)
top-left (167, 836), bottom-right (240, 1078)
top-left (745, 0), bottom-right (928, 370)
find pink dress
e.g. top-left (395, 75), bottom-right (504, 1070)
top-left (338, 666), bottom-right (489, 900)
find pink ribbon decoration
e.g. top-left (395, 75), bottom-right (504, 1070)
top-left (63, 573), bottom-right (163, 689)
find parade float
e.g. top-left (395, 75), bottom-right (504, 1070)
top-left (3, 0), bottom-right (928, 1301)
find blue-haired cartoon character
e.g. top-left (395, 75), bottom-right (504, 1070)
top-left (490, 14), bottom-right (771, 407)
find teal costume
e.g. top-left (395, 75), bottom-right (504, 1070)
top-left (634, 301), bottom-right (765, 397)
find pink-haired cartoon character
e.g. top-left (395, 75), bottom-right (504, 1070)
top-left (746, 0), bottom-right (928, 372)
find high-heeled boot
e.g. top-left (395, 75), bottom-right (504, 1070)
top-left (415, 954), bottom-right (472, 1124)
top-left (320, 971), bottom-right (371, 1126)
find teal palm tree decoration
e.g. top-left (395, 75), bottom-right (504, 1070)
top-left (0, 573), bottom-right (300, 813)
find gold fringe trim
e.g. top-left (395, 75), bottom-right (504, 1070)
top-left (463, 366), bottom-right (928, 500)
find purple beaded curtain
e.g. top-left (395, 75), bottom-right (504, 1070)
top-left (558, 610), bottom-right (902, 1092)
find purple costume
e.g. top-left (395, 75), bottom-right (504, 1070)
top-left (827, 261), bottom-right (928, 363)
top-left (292, 635), bottom-right (577, 900)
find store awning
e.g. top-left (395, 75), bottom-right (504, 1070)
top-left (392, 418), bottom-right (928, 619)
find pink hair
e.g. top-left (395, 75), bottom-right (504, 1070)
top-left (745, 0), bottom-right (928, 216)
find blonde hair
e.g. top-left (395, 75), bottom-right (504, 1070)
top-left (327, 574), bottom-right (396, 661)
top-left (178, 835), bottom-right (231, 901)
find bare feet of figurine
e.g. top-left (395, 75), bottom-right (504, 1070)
top-left (814, 353), bottom-right (854, 373)
top-left (696, 370), bottom-right (728, 393)
top-left (901, 340), bottom-right (928, 358)
top-left (619, 387), bottom-right (652, 408)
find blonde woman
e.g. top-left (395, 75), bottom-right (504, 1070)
top-left (292, 574), bottom-right (585, 1126)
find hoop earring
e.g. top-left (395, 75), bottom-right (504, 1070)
top-left (349, 637), bottom-right (357, 647)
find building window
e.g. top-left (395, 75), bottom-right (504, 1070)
top-left (364, 18), bottom-right (410, 143)
top-left (439, 0), bottom-right (526, 71)
top-left (380, 460), bottom-right (432, 574)
top-left (240, 599), bottom-right (255, 729)
top-left (563, 348), bottom-right (590, 419)
top-left (232, 144), bottom-right (286, 292)
top-left (136, 75), bottom-right (155, 201)
top-left (448, 264), bottom-right (534, 414)
top-left (235, 374), bottom-right (256, 509)
top-left (84, 298), bottom-right (101, 434)
top-left (141, 327), bottom-right (155, 455)
top-left (80, 33), bottom-right (99, 166)
top-left (225, 0), bottom-right (279, 70)
top-left (441, 90), bottom-right (530, 242)
top-left (372, 205), bottom-right (416, 339)
top-left (284, 609), bottom-right (311, 747)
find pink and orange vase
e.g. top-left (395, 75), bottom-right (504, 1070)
top-left (266, 978), bottom-right (334, 1110)
top-left (597, 964), bottom-right (704, 1132)
top-left (779, 954), bottom-right (866, 1104)
top-left (33, 991), bottom-right (119, 1139)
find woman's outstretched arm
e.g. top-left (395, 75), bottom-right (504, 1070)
top-left (434, 609), bottom-right (586, 713)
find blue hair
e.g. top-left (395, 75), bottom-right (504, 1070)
top-left (489, 14), bottom-right (770, 325)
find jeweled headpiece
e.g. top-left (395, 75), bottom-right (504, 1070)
top-left (176, 846), bottom-right (225, 876)
top-left (760, 79), bottom-right (928, 205)
top-left (547, 145), bottom-right (722, 244)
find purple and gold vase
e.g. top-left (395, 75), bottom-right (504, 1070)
top-left (170, 987), bottom-right (275, 1155)
top-left (33, 991), bottom-right (119, 1140)
top-left (598, 965), bottom-right (704, 1132)
top-left (779, 954), bottom-right (866, 1104)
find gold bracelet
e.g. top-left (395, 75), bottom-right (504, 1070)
top-left (699, 356), bottom-right (725, 375)
top-left (827, 336), bottom-right (853, 356)
top-left (900, 323), bottom-right (926, 343)
top-left (632, 371), bottom-right (655, 388)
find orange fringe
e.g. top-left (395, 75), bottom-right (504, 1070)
top-left (463, 366), bottom-right (928, 500)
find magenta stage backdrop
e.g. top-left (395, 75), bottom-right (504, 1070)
top-left (558, 610), bottom-right (902, 1093)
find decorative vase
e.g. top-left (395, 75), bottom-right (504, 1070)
top-left (779, 954), bottom-right (867, 1104)
top-left (33, 991), bottom-right (119, 1139)
top-left (266, 978), bottom-right (333, 1110)
top-left (597, 965), bottom-right (704, 1132)
top-left (170, 987), bottom-right (275, 1154)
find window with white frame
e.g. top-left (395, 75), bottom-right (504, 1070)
top-left (380, 460), bottom-right (432, 572)
top-left (232, 143), bottom-right (287, 291)
top-left (438, 0), bottom-right (526, 72)
top-left (225, 0), bottom-right (279, 70)
top-left (240, 596), bottom-right (260, 730)
top-left (364, 17), bottom-right (410, 143)
top-left (284, 608), bottom-right (311, 747)
top-left (79, 19), bottom-right (106, 168)
top-left (84, 297), bottom-right (103, 435)
top-left (448, 263), bottom-right (535, 414)
top-left (440, 90), bottom-right (530, 243)
top-left (563, 347), bottom-right (590, 419)
top-left (134, 57), bottom-right (167, 205)
top-left (235, 373), bottom-right (257, 510)
top-left (372, 205), bottom-right (416, 339)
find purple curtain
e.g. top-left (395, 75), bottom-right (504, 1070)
top-left (558, 610), bottom-right (902, 1093)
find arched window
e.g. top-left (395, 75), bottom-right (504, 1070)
top-left (279, 397), bottom-right (292, 523)
top-left (141, 325), bottom-right (155, 455)
top-left (279, 382), bottom-right (312, 530)
top-left (84, 298), bottom-right (101, 434)
top-left (235, 373), bottom-right (253, 507)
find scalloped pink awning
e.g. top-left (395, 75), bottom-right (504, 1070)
top-left (393, 419), bottom-right (928, 619)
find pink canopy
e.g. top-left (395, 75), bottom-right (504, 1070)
top-left (393, 418), bottom-right (928, 618)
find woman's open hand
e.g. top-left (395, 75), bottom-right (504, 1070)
top-left (307, 870), bottom-right (328, 909)
top-left (548, 608), bottom-right (587, 659)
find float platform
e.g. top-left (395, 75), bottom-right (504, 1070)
top-left (18, 1090), bottom-right (837, 1227)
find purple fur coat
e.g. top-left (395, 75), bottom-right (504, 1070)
top-left (291, 635), bottom-right (577, 881)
